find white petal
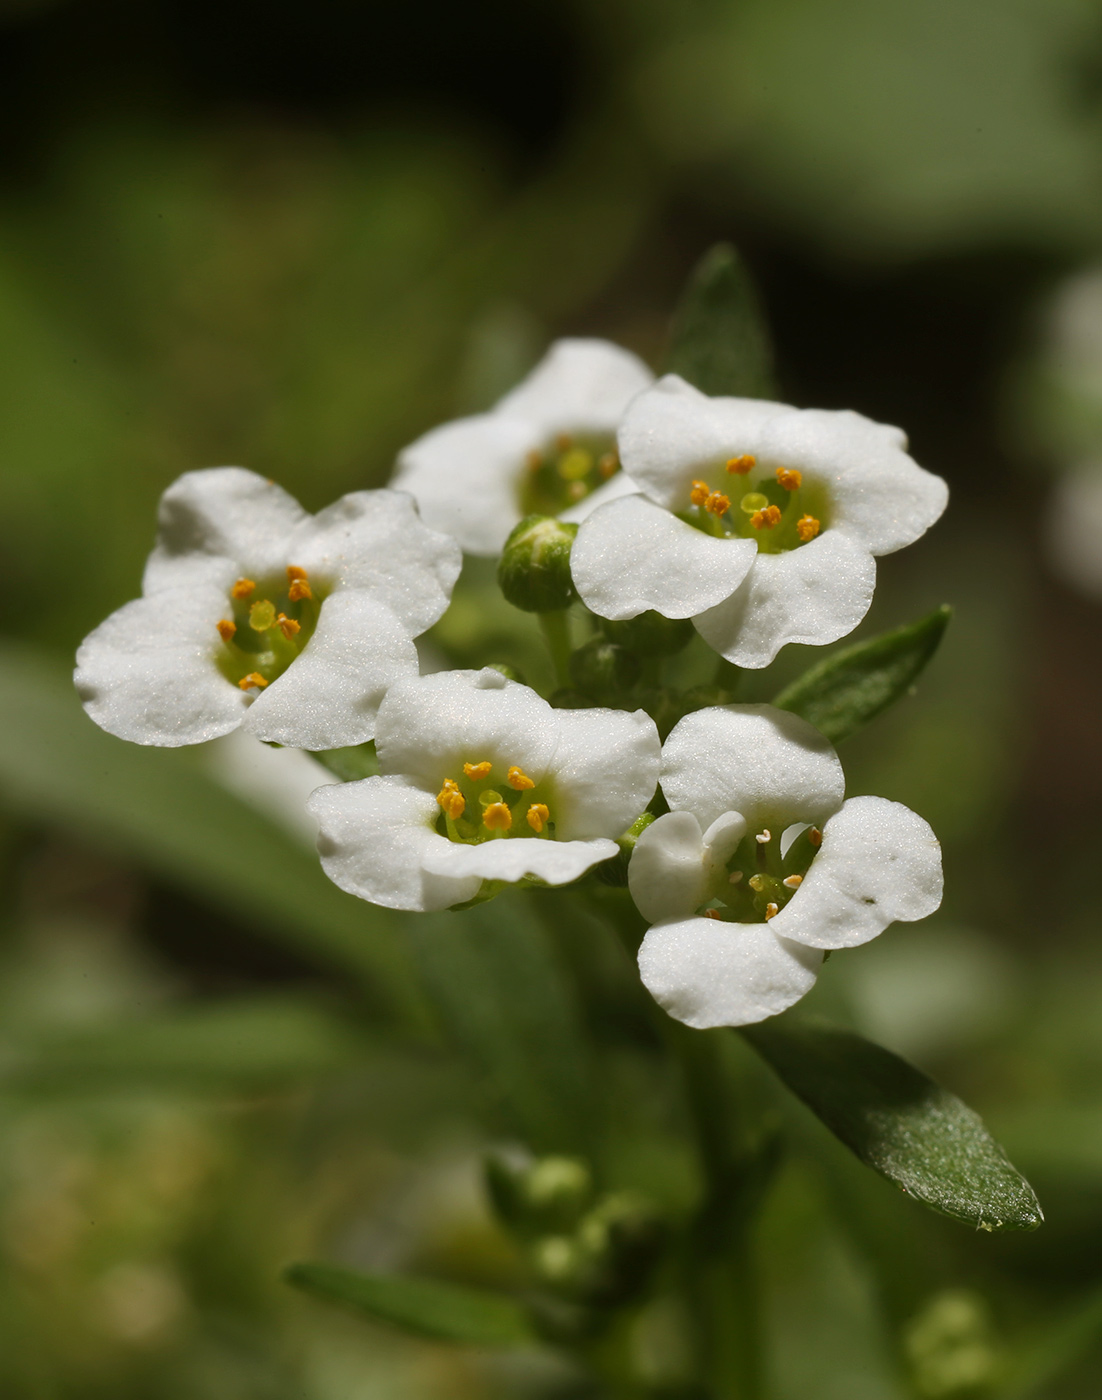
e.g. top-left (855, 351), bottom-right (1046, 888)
top-left (1046, 463), bottom-right (1102, 600)
top-left (702, 810), bottom-right (749, 866)
top-left (287, 489), bottom-right (461, 635)
top-left (74, 587), bottom-right (247, 746)
top-left (628, 811), bottom-right (708, 923)
top-left (692, 529), bottom-right (877, 668)
top-left (243, 594), bottom-right (419, 749)
top-left (617, 375), bottom-right (793, 510)
top-left (638, 916), bottom-right (822, 1028)
top-left (558, 468), bottom-right (640, 524)
top-left (143, 467), bottom-right (307, 593)
top-left (768, 796), bottom-right (943, 950)
top-left (421, 834), bottom-right (616, 887)
top-left (546, 707), bottom-right (661, 839)
top-left (307, 776), bottom-right (479, 912)
top-left (375, 670), bottom-right (557, 792)
top-left (391, 414), bottom-right (537, 556)
top-left (571, 495), bottom-right (757, 620)
top-left (661, 703), bottom-right (844, 833)
top-left (495, 339), bottom-right (654, 435)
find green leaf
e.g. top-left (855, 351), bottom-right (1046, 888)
top-left (771, 605), bottom-right (951, 744)
top-left (284, 1263), bottom-right (537, 1347)
top-left (741, 1019), bottom-right (1043, 1232)
top-left (665, 243), bottom-right (776, 398)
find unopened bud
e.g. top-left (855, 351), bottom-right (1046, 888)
top-left (569, 638), bottom-right (639, 701)
top-left (599, 610), bottom-right (694, 657)
top-left (498, 515), bottom-right (578, 612)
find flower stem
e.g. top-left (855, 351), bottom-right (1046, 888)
top-left (538, 609), bottom-right (572, 689)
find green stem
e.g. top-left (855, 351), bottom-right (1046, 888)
top-left (539, 609), bottom-right (572, 688)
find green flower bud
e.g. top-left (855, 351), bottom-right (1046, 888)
top-left (497, 515), bottom-right (578, 612)
top-left (569, 637), bottom-right (639, 701)
top-left (549, 687), bottom-right (591, 709)
top-left (599, 610), bottom-right (695, 657)
top-left (486, 662), bottom-right (527, 684)
top-left (524, 1156), bottom-right (593, 1229)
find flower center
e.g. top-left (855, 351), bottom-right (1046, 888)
top-left (699, 822), bottom-right (822, 924)
top-left (519, 433), bottom-right (620, 517)
top-left (435, 760), bottom-right (555, 843)
top-left (214, 565), bottom-right (322, 692)
top-left (680, 457), bottom-right (825, 554)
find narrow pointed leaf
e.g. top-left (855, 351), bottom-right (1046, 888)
top-left (772, 605), bottom-right (951, 743)
top-left (285, 1263), bottom-right (536, 1347)
top-left (665, 243), bottom-right (776, 398)
top-left (742, 1019), bottom-right (1043, 1232)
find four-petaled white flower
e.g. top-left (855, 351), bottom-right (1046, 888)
top-left (628, 704), bottom-right (942, 1028)
top-left (571, 375), bottom-right (948, 667)
top-left (75, 468), bottom-right (461, 750)
top-left (307, 668), bottom-right (661, 912)
top-left (391, 339), bottom-right (654, 556)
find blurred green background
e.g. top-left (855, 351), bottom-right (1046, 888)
top-left (3, 0), bottom-right (1102, 1395)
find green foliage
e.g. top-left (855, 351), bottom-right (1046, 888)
top-left (665, 243), bottom-right (776, 399)
top-left (742, 1019), bottom-right (1042, 1232)
top-left (284, 1263), bottom-right (537, 1347)
top-left (772, 605), bottom-right (951, 743)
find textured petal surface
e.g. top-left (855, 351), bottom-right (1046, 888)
top-left (628, 811), bottom-right (708, 924)
top-left (769, 796), bottom-right (943, 950)
top-left (421, 834), bottom-right (616, 887)
top-left (308, 777), bottom-right (479, 912)
top-left (143, 467), bottom-right (307, 593)
top-left (375, 669), bottom-right (557, 792)
top-left (243, 593), bottom-right (419, 749)
top-left (571, 494), bottom-right (757, 620)
top-left (692, 529), bottom-right (877, 668)
top-left (287, 489), bottom-right (461, 636)
top-left (75, 587), bottom-right (247, 746)
top-left (495, 338), bottom-right (654, 434)
top-left (638, 916), bottom-right (822, 1029)
top-left (558, 468), bottom-right (640, 524)
top-left (547, 707), bottom-right (661, 839)
top-left (661, 703), bottom-right (844, 834)
top-left (391, 414), bottom-right (537, 556)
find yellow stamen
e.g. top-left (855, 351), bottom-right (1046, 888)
top-left (216, 619), bottom-right (236, 643)
top-left (796, 514), bottom-right (821, 542)
top-left (703, 909), bottom-right (721, 920)
top-left (751, 505), bottom-right (782, 530)
top-left (231, 578), bottom-right (256, 599)
top-left (527, 803), bottom-right (550, 833)
top-left (437, 780), bottom-right (465, 821)
top-left (554, 433), bottom-right (573, 453)
top-left (526, 449), bottom-right (542, 472)
top-left (276, 613), bottom-right (300, 639)
top-left (464, 761), bottom-right (492, 781)
top-left (764, 902), bottom-right (779, 920)
top-left (287, 565), bottom-right (313, 601)
top-left (249, 598), bottom-right (277, 631)
top-left (483, 802), bottom-right (512, 831)
top-left (238, 672), bottom-right (268, 690)
top-left (809, 827), bottom-right (822, 848)
top-left (704, 491), bottom-right (730, 516)
top-left (783, 874), bottom-right (803, 889)
top-left (567, 481), bottom-right (587, 501)
top-left (598, 452), bottom-right (619, 479)
top-left (726, 454), bottom-right (756, 475)
top-left (507, 766), bottom-right (535, 791)
top-left (689, 479), bottom-right (710, 507)
top-left (776, 467), bottom-right (802, 491)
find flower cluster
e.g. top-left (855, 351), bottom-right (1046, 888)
top-left (75, 335), bottom-right (947, 1029)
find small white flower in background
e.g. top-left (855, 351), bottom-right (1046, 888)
top-left (629, 704), bottom-right (942, 1028)
top-left (308, 668), bottom-right (661, 912)
top-left (75, 468), bottom-right (461, 750)
top-left (391, 339), bottom-right (654, 556)
top-left (571, 375), bottom-right (948, 668)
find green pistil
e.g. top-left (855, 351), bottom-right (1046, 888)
top-left (519, 434), bottom-right (620, 517)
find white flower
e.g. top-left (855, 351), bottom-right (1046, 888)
top-left (307, 667), bottom-right (661, 912)
top-left (571, 375), bottom-right (948, 667)
top-left (629, 704), bottom-right (942, 1028)
top-left (75, 468), bottom-right (461, 749)
top-left (391, 339), bottom-right (654, 555)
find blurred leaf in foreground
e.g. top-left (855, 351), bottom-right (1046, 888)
top-left (665, 242), bottom-right (776, 399)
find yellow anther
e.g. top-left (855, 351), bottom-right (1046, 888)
top-left (689, 479), bottom-right (710, 507)
top-left (554, 433), bottom-right (573, 453)
top-left (527, 802), bottom-right (550, 833)
top-left (726, 454), bottom-right (756, 475)
top-left (598, 452), bottom-right (619, 479)
top-left (783, 874), bottom-right (803, 889)
top-left (748, 874), bottom-right (766, 893)
top-left (703, 908), bottom-right (721, 920)
top-left (704, 491), bottom-right (730, 516)
top-left (482, 802), bottom-right (513, 831)
top-left (764, 902), bottom-right (779, 920)
top-left (796, 514), bottom-right (821, 542)
top-left (238, 672), bottom-right (268, 690)
top-left (231, 578), bottom-right (256, 599)
top-left (751, 505), bottom-right (782, 530)
top-left (287, 565), bottom-right (313, 601)
top-left (755, 828), bottom-right (772, 844)
top-left (526, 449), bottom-right (542, 472)
top-left (464, 761), bottom-right (492, 781)
top-left (558, 447), bottom-right (593, 481)
top-left (507, 766), bottom-right (535, 791)
top-left (276, 612), bottom-right (300, 639)
top-left (809, 827), bottom-right (822, 847)
top-left (249, 598), bottom-right (277, 631)
top-left (567, 481), bottom-right (587, 501)
top-left (776, 467), bottom-right (802, 491)
top-left (216, 618), bottom-right (237, 643)
top-left (437, 780), bottom-right (466, 821)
